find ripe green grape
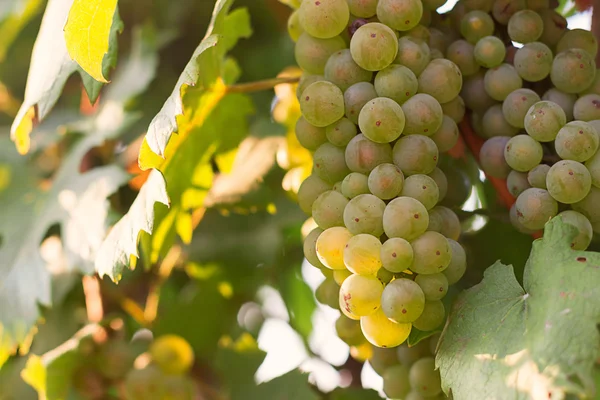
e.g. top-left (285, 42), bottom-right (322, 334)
top-left (381, 237), bottom-right (414, 273)
top-left (299, 0), bottom-right (349, 39)
top-left (415, 273), bottom-right (448, 301)
top-left (542, 88), bottom-right (576, 122)
top-left (460, 10), bottom-right (494, 44)
top-left (400, 174), bottom-right (440, 210)
top-left (441, 96), bottom-right (466, 123)
top-left (482, 104), bottom-right (519, 138)
top-left (491, 0), bottom-right (526, 25)
top-left (418, 59), bottom-right (463, 104)
top-left (345, 134), bottom-right (393, 174)
top-left (555, 121), bottom-right (599, 162)
top-left (556, 210), bottom-right (593, 250)
top-left (298, 174), bottom-right (332, 214)
top-left (297, 74), bottom-right (325, 99)
top-left (573, 186), bottom-right (600, 228)
top-left (428, 27), bottom-right (450, 53)
top-left (514, 188), bottom-right (558, 229)
top-left (556, 28), bottom-right (598, 59)
top-left (325, 118), bottom-right (357, 147)
top-left (342, 172), bottom-right (370, 198)
top-left (409, 358), bottom-right (443, 397)
top-left (359, 97), bottom-right (406, 143)
top-left (401, 94), bottom-right (444, 136)
top-left (480, 136), bottom-right (511, 178)
top-left (524, 100), bottom-right (566, 142)
top-left (333, 268), bottom-right (352, 285)
top-left (483, 63), bottom-right (523, 101)
top-left (513, 42), bottom-right (553, 82)
top-left (296, 116), bottom-right (327, 150)
top-left (574, 94), bottom-right (600, 122)
top-left (377, 267), bottom-right (395, 284)
top-left (461, 72), bottom-right (496, 113)
top-left (339, 274), bottom-right (384, 316)
top-left (510, 203), bottom-right (537, 234)
top-left (443, 239), bottom-right (467, 285)
top-left (344, 233), bottom-right (383, 275)
top-left (412, 300), bottom-right (445, 331)
top-left (368, 163), bottom-right (405, 199)
top-left (360, 308), bottom-right (412, 348)
top-left (527, 164), bottom-right (550, 189)
top-left (427, 206), bottom-right (461, 240)
top-left (428, 168), bottom-right (448, 201)
top-left (304, 227), bottom-right (326, 269)
top-left (446, 40), bottom-right (480, 77)
top-left (474, 36), bottom-right (505, 68)
top-left (316, 277), bottom-right (343, 308)
top-left (580, 70), bottom-right (600, 96)
top-left (551, 49), bottom-right (597, 94)
top-left (538, 10), bottom-right (567, 47)
top-left (348, 0), bottom-right (378, 18)
top-left (504, 135), bottom-right (543, 172)
top-left (383, 365), bottom-right (411, 400)
top-left (335, 314), bottom-right (366, 346)
top-left (287, 10), bottom-right (304, 42)
top-left (300, 81), bottom-right (345, 127)
top-left (344, 82), bottom-right (378, 124)
top-left (408, 24), bottom-right (431, 41)
top-left (374, 64), bottom-right (419, 105)
top-left (369, 347), bottom-right (399, 375)
top-left (503, 88), bottom-right (541, 128)
top-left (295, 33), bottom-right (346, 75)
top-left (430, 115), bottom-right (459, 152)
top-left (316, 226), bottom-right (354, 269)
top-left (393, 135), bottom-right (439, 175)
top-left (383, 197), bottom-right (430, 240)
top-left (410, 231), bottom-right (452, 274)
top-left (344, 193), bottom-right (386, 236)
top-left (507, 170), bottom-right (531, 197)
top-left (507, 10), bottom-right (543, 43)
top-left (312, 190), bottom-right (349, 229)
top-left (313, 142), bottom-right (351, 183)
top-left (585, 148), bottom-right (600, 189)
top-left (377, 0), bottom-right (423, 31)
top-left (381, 278), bottom-right (426, 323)
top-left (324, 49), bottom-right (373, 91)
top-left (546, 160), bottom-right (592, 204)
top-left (396, 36), bottom-right (432, 76)
top-left (350, 23), bottom-right (399, 71)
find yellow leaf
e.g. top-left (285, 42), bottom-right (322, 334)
top-left (21, 355), bottom-right (47, 399)
top-left (12, 106), bottom-right (36, 154)
top-left (63, 0), bottom-right (118, 83)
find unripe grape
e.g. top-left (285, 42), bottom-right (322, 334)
top-left (400, 174), bottom-right (440, 210)
top-left (347, 0), bottom-right (378, 18)
top-left (538, 9), bottom-right (567, 48)
top-left (427, 206), bottom-right (461, 240)
top-left (287, 10), bottom-right (304, 42)
top-left (542, 88), bottom-right (576, 122)
top-left (491, 0), bottom-right (526, 25)
top-left (383, 365), bottom-right (411, 400)
top-left (335, 314), bottom-right (366, 346)
top-left (304, 227), bottom-right (326, 269)
top-left (150, 335), bottom-right (194, 375)
top-left (296, 116), bottom-right (327, 150)
top-left (428, 168), bottom-right (448, 201)
top-left (326, 117), bottom-right (357, 147)
top-left (461, 72), bottom-right (496, 113)
top-left (333, 268), bottom-right (352, 285)
top-left (402, 94), bottom-right (444, 136)
top-left (513, 42), bottom-right (553, 83)
top-left (324, 49), bottom-right (372, 92)
top-left (316, 277), bottom-right (343, 308)
top-left (507, 170), bottom-right (531, 197)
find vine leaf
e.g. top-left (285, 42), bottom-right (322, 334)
top-left (437, 217), bottom-right (600, 399)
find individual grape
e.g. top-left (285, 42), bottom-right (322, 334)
top-left (546, 160), bottom-right (592, 204)
top-left (409, 358), bottom-right (442, 397)
top-left (418, 59), bottom-right (463, 104)
top-left (507, 170), bottom-right (531, 197)
top-left (383, 197), bottom-right (430, 240)
top-left (381, 237), bottom-right (414, 273)
top-left (369, 347), bottom-right (400, 375)
top-left (474, 36), bottom-right (506, 68)
top-left (510, 203), bottom-right (537, 234)
top-left (428, 27), bottom-right (450, 53)
top-left (325, 50), bottom-right (373, 92)
top-left (347, 0), bottom-right (378, 18)
top-left (556, 28), bottom-right (598, 59)
top-left (360, 308), bottom-right (412, 348)
top-left (483, 63), bottom-right (523, 101)
top-left (480, 136), bottom-right (511, 178)
top-left (350, 23), bottom-right (399, 71)
top-left (300, 81), bottom-right (345, 127)
top-left (342, 172), bottom-right (370, 198)
top-left (299, 0), bottom-right (349, 39)
top-left (580, 70), bottom-right (600, 96)
top-left (443, 239), bottom-right (467, 285)
top-left (304, 227), bottom-right (326, 269)
top-left (335, 314), bottom-right (366, 346)
top-left (513, 42), bottom-right (553, 82)
top-left (334, 268), bottom-right (352, 285)
top-left (368, 163), bottom-right (405, 200)
top-left (339, 274), bottom-right (384, 316)
top-left (538, 9), bottom-right (567, 48)
top-left (344, 82), bottom-right (378, 124)
top-left (491, 0), bottom-right (526, 25)
top-left (573, 186), bottom-right (600, 227)
top-left (460, 11), bottom-right (494, 44)
top-left (345, 134), bottom-right (393, 174)
top-left (298, 175), bottom-right (332, 214)
top-left (410, 231), bottom-right (452, 274)
top-left (287, 10), bottom-right (304, 42)
top-left (441, 96), bottom-right (466, 123)
top-left (333, 181), bottom-right (344, 193)
top-left (383, 365), bottom-right (411, 400)
top-left (527, 164), bottom-right (550, 189)
top-left (430, 115), bottom-right (459, 152)
top-left (427, 206), bottom-right (461, 240)
top-left (412, 300), bottom-right (445, 331)
top-left (556, 210), bottom-right (593, 250)
top-left (507, 10), bottom-right (543, 43)
top-left (482, 104), bottom-right (519, 138)
top-left (396, 36), bottom-right (432, 76)
top-left (585, 148), bottom-right (600, 189)
top-left (415, 273), bottom-right (448, 301)
top-left (542, 88), bottom-right (576, 122)
top-left (393, 135), bottom-right (439, 176)
top-left (344, 193), bottom-right (386, 236)
top-left (428, 168), bottom-right (448, 201)
top-left (461, 72), bottom-right (496, 113)
top-left (377, 0), bottom-right (423, 31)
top-left (555, 121), bottom-right (599, 162)
top-left (359, 97), bottom-right (406, 143)
top-left (296, 116), bottom-right (327, 150)
top-left (504, 135), bottom-right (543, 172)
top-left (514, 188), bottom-right (558, 229)
top-left (297, 74), bottom-right (325, 99)
top-left (150, 335), bottom-right (194, 375)
top-left (326, 117), bottom-right (357, 147)
top-left (316, 226), bottom-right (354, 269)
top-left (377, 267), bottom-right (394, 284)
top-left (400, 174), bottom-right (440, 210)
top-left (312, 190), bottom-right (349, 229)
top-left (316, 277), bottom-right (343, 308)
top-left (502, 88), bottom-right (541, 128)
top-left (524, 100), bottom-right (566, 142)
top-left (344, 233), bottom-right (383, 275)
top-left (401, 94), bottom-right (444, 136)
top-left (573, 94), bottom-right (600, 122)
top-left (446, 40), bottom-right (480, 77)
top-left (374, 65), bottom-right (419, 105)
top-left (295, 33), bottom-right (346, 75)
top-left (551, 49), bottom-right (597, 94)
top-left (381, 278), bottom-right (426, 323)
top-left (313, 142), bottom-right (351, 184)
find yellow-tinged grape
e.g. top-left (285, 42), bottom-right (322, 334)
top-left (298, 174), bottom-right (332, 215)
top-left (427, 206), bottom-right (461, 240)
top-left (344, 233), bottom-right (383, 275)
top-left (316, 226), bottom-right (354, 269)
top-left (556, 210), bottom-right (593, 250)
top-left (443, 239), bottom-right (467, 285)
top-left (333, 268), bottom-right (353, 285)
top-left (350, 23), bottom-right (399, 71)
top-left (360, 308), bottom-right (412, 348)
top-left (350, 341), bottom-right (373, 361)
top-left (409, 357), bottom-right (442, 397)
top-left (383, 197), bottom-right (430, 241)
top-left (304, 227), bottom-right (326, 269)
top-left (339, 274), bottom-right (384, 316)
top-left (381, 278), bottom-right (426, 323)
top-left (299, 0), bottom-right (350, 39)
top-left (410, 231), bottom-right (451, 275)
top-left (150, 335), bottom-right (194, 375)
top-left (300, 81), bottom-right (346, 127)
top-left (381, 237), bottom-right (414, 273)
top-left (412, 300), bottom-right (445, 331)
top-left (383, 364), bottom-right (411, 399)
top-left (162, 375), bottom-right (196, 400)
top-left (287, 10), bottom-right (304, 42)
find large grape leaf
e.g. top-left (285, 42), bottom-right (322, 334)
top-left (437, 217), bottom-right (600, 399)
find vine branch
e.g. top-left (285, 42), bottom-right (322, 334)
top-left (225, 76), bottom-right (300, 94)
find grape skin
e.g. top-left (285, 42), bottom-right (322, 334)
top-left (418, 59), bottom-right (463, 104)
top-left (401, 94), bottom-right (444, 136)
top-left (393, 134), bottom-right (439, 176)
top-left (345, 134), bottom-right (393, 174)
top-left (377, 0), bottom-right (423, 32)
top-left (556, 210), bottom-right (593, 250)
top-left (300, 81), bottom-right (346, 127)
top-left (360, 308), bottom-right (412, 348)
top-left (339, 274), bottom-right (384, 316)
top-left (410, 231), bottom-right (452, 275)
top-left (443, 239), bottom-right (467, 285)
top-left (474, 36), bottom-right (506, 69)
top-left (344, 82), bottom-right (378, 124)
top-left (542, 88), bottom-right (576, 122)
top-left (298, 174), bottom-right (332, 215)
top-left (383, 197), bottom-right (430, 241)
top-left (304, 227), bottom-right (326, 269)
top-left (446, 40), bottom-right (480, 77)
top-left (381, 278), bottom-right (426, 323)
top-left (324, 49), bottom-right (373, 91)
top-left (381, 237), bottom-right (414, 273)
top-left (507, 10), bottom-right (543, 44)
top-left (513, 42), bottom-right (553, 83)
top-left (312, 190), bottom-right (349, 229)
top-left (441, 96), bottom-right (466, 123)
top-left (483, 64), bottom-right (523, 102)
top-left (374, 64), bottom-right (419, 105)
top-left (316, 226), bottom-right (354, 269)
top-left (573, 94), bottom-right (600, 122)
top-left (502, 88), bottom-right (541, 129)
top-left (480, 136), bottom-right (511, 178)
top-left (415, 273), bottom-right (449, 301)
top-left (295, 33), bottom-right (346, 75)
top-left (482, 104), bottom-right (519, 138)
top-left (396, 36), bottom-right (432, 77)
top-left (412, 300), bottom-right (446, 331)
top-left (524, 100), bottom-right (566, 143)
top-left (409, 358), bottom-right (443, 397)
top-left (383, 365), bottom-right (411, 400)
top-left (299, 0), bottom-right (349, 39)
top-left (546, 160), bottom-right (592, 204)
top-left (427, 206), bottom-right (462, 241)
top-left (343, 193), bottom-right (386, 236)
top-left (344, 233), bottom-right (383, 276)
top-left (341, 172), bottom-right (370, 199)
top-left (326, 117), bottom-right (357, 147)
top-left (314, 142), bottom-right (351, 184)
top-left (527, 164), bottom-right (550, 189)
top-left (368, 163), bottom-right (405, 200)
top-left (358, 97), bottom-right (406, 143)
top-left (350, 23), bottom-right (399, 71)
top-left (514, 188), bottom-right (558, 230)
top-left (554, 121), bottom-right (599, 162)
top-left (551, 49), bottom-right (597, 94)
top-left (400, 174), bottom-right (440, 210)
top-left (504, 135), bottom-right (543, 172)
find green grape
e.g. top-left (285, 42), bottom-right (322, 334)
top-left (430, 115), bottom-right (459, 152)
top-left (504, 135), bottom-right (543, 172)
top-left (507, 170), bottom-right (531, 197)
top-left (316, 277), bottom-right (343, 308)
top-left (415, 273), bottom-right (448, 301)
top-left (524, 100), bottom-right (566, 142)
top-left (460, 10), bottom-right (494, 44)
top-left (551, 49), bottom-right (597, 94)
top-left (428, 168), bottom-right (448, 201)
top-left (573, 186), bottom-right (600, 227)
top-left (461, 72), bottom-right (496, 113)
top-left (586, 149), bottom-right (600, 189)
top-left (374, 64), bottom-right (419, 105)
top-left (377, 267), bottom-right (395, 284)
top-left (297, 74), bottom-right (325, 98)
top-left (483, 63), bottom-right (523, 102)
top-left (383, 197), bottom-right (430, 240)
top-left (296, 116), bottom-right (327, 151)
top-left (513, 42), bottom-right (553, 82)
top-left (333, 268), bottom-right (352, 285)
top-left (345, 134), bottom-right (393, 174)
top-left (538, 10), bottom-right (567, 47)
top-left (381, 237), bottom-right (414, 273)
top-left (403, 25), bottom-right (432, 43)
top-left (440, 164), bottom-right (472, 207)
top-left (427, 206), bottom-right (461, 240)
top-left (418, 59), bottom-right (463, 104)
top-left (324, 49), bottom-right (373, 91)
top-left (344, 233), bottom-right (383, 275)
top-left (344, 193), bottom-right (386, 236)
top-left (526, 0), bottom-right (549, 11)
top-left (377, 0), bottom-right (423, 31)
top-left (124, 366), bottom-right (166, 400)
top-left (527, 164), bottom-right (550, 189)
top-left (491, 0), bottom-right (526, 25)
top-left (312, 190), bottom-right (349, 229)
top-left (474, 36), bottom-right (506, 68)
top-left (295, 33), bottom-right (346, 75)
top-left (428, 27), bottom-right (450, 53)
top-left (580, 70), bottom-right (600, 96)
top-left (381, 278), bottom-right (426, 323)
top-left (441, 96), bottom-right (466, 123)
top-left (556, 28), bottom-right (598, 59)
top-left (479, 136), bottom-right (511, 178)
top-left (446, 40), bottom-right (480, 77)
top-left (368, 163), bottom-right (405, 200)
top-left (502, 88), bottom-right (541, 128)
top-left (287, 10), bottom-right (304, 42)
top-left (333, 181), bottom-right (344, 193)
top-left (555, 121), bottom-right (599, 162)
top-left (342, 172), bottom-right (370, 198)
top-left (299, 0), bottom-right (349, 39)
top-left (396, 36), bottom-right (432, 77)
top-left (400, 174), bottom-right (440, 210)
top-left (514, 188), bottom-right (558, 229)
top-left (359, 97), bottom-right (406, 143)
top-left (443, 239), bottom-right (467, 285)
top-left (360, 308), bottom-right (412, 348)
top-left (350, 23), bottom-right (399, 71)
top-left (369, 347), bottom-right (399, 375)
top-left (383, 365), bottom-right (411, 400)
top-left (316, 226), bottom-right (354, 269)
top-left (300, 81), bottom-right (345, 127)
top-left (348, 0), bottom-right (378, 18)
top-left (482, 104), bottom-right (519, 138)
top-left (510, 203), bottom-right (537, 234)
top-left (336, 314), bottom-right (366, 346)
top-left (393, 135), bottom-right (439, 175)
top-left (574, 94), bottom-right (600, 122)
top-left (339, 274), bottom-right (384, 316)
top-left (410, 231), bottom-right (452, 274)
top-left (546, 160), bottom-right (592, 204)
top-left (298, 174), bottom-right (332, 214)
top-left (313, 142), bottom-right (351, 184)
top-left (326, 117), bottom-right (357, 147)
top-left (556, 210), bottom-right (593, 250)
top-left (344, 82), bottom-right (378, 124)
top-left (507, 10), bottom-right (543, 43)
top-left (412, 300), bottom-right (445, 331)
top-left (304, 227), bottom-right (326, 269)
top-left (542, 88), bottom-right (576, 122)
top-left (397, 341), bottom-right (431, 367)
top-left (409, 358), bottom-right (442, 397)
top-left (401, 94), bottom-right (444, 136)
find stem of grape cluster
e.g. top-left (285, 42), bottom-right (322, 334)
top-left (225, 76), bottom-right (300, 94)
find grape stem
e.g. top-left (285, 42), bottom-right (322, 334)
top-left (225, 76), bottom-right (300, 94)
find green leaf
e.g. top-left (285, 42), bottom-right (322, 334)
top-left (280, 265), bottom-right (316, 340)
top-left (437, 217), bottom-right (600, 399)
